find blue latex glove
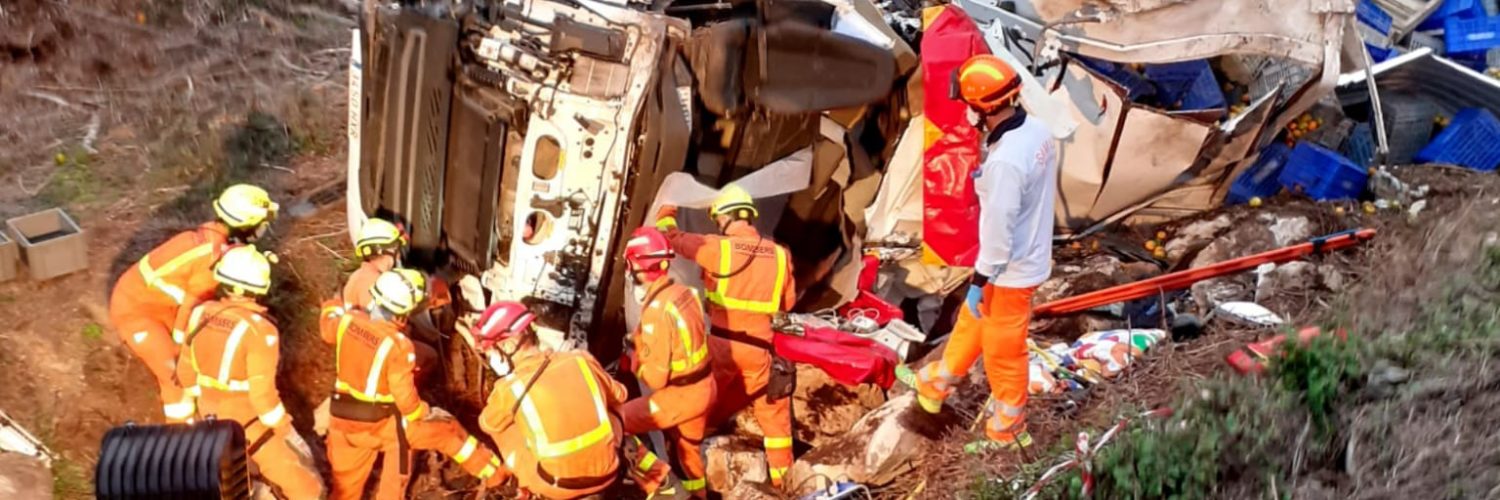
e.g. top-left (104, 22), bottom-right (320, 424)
top-left (965, 283), bottom-right (985, 318)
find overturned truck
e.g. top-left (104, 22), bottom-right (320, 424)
top-left (345, 0), bottom-right (910, 362)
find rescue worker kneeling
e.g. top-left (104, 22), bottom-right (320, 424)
top-left (320, 270), bottom-right (503, 500)
top-left (112, 184), bottom-right (277, 423)
top-left (474, 302), bottom-right (677, 499)
top-left (619, 227), bottom-right (716, 498)
top-left (174, 245), bottom-right (324, 498)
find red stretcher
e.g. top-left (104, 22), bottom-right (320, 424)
top-left (1035, 229), bottom-right (1377, 317)
top-left (775, 326), bottom-right (900, 389)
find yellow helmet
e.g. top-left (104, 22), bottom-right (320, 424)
top-left (370, 269), bottom-right (426, 316)
top-left (214, 245), bottom-right (272, 296)
top-left (215, 184), bottom-right (279, 230)
top-left (355, 218), bottom-right (407, 258)
top-left (710, 184), bottom-right (758, 220)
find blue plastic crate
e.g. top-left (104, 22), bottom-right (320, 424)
top-left (1144, 60), bottom-right (1226, 110)
top-left (1414, 108), bottom-right (1500, 171)
top-left (1227, 142), bottom-right (1293, 204)
top-left (1278, 142), bottom-right (1369, 201)
top-left (1445, 16), bottom-right (1500, 54)
top-left (1341, 122), bottom-right (1376, 168)
top-left (1358, 0), bottom-right (1394, 34)
top-left (1075, 56), bottom-right (1156, 101)
top-left (1418, 0), bottom-right (1483, 31)
top-left (1366, 43), bottom-right (1396, 62)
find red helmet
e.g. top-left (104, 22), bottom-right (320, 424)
top-left (475, 301), bottom-right (536, 349)
top-left (623, 226), bottom-right (674, 283)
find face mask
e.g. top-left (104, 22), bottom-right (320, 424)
top-left (487, 350), bottom-right (513, 378)
top-left (632, 281), bottom-right (649, 304)
top-left (966, 107), bottom-right (983, 131)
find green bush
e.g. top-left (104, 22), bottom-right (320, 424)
top-left (1269, 336), bottom-right (1359, 428)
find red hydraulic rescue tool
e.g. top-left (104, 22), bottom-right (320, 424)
top-left (1035, 228), bottom-right (1377, 317)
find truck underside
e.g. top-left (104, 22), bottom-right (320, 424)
top-left (348, 0), bottom-right (908, 362)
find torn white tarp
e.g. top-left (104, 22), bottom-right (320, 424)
top-left (863, 118), bottom-right (924, 244)
top-left (0, 411), bottom-right (52, 467)
top-left (629, 148), bottom-right (815, 331)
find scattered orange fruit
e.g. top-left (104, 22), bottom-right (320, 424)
top-left (1145, 240), bottom-right (1158, 251)
top-left (1249, 196), bottom-right (1263, 208)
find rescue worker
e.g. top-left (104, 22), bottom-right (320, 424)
top-left (320, 270), bottom-right (503, 499)
top-left (618, 227), bottom-right (716, 497)
top-left (341, 217), bottom-right (439, 380)
top-left (342, 217), bottom-right (405, 308)
top-left (654, 184), bottom-right (797, 487)
top-left (913, 54), bottom-right (1059, 453)
top-left (174, 245), bottom-right (324, 498)
top-left (475, 301), bottom-right (677, 499)
top-left (110, 184), bottom-right (277, 423)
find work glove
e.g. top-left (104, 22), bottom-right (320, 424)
top-left (655, 205), bottom-right (678, 232)
top-left (965, 273), bottom-right (990, 318)
top-left (423, 406), bottom-right (455, 422)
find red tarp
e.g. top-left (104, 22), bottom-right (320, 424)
top-left (774, 326), bottom-right (900, 389)
top-left (920, 5), bottom-right (989, 266)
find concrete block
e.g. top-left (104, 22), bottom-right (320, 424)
top-left (6, 208), bottom-right (88, 281)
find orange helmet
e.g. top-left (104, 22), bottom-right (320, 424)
top-left (951, 54), bottom-right (1022, 113)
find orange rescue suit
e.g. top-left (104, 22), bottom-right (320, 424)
top-left (480, 349), bottom-right (628, 499)
top-left (663, 223), bottom-right (797, 485)
top-left (174, 297), bottom-right (324, 498)
top-left (619, 277), bottom-right (716, 496)
top-left (341, 257), bottom-right (393, 309)
top-left (110, 222), bottom-right (230, 422)
top-left (319, 301), bottom-right (501, 500)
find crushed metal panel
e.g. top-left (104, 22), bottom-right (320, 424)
top-left (1204, 88), bottom-right (1282, 200)
top-left (845, 0), bottom-right (919, 73)
top-left (1051, 62), bottom-right (1127, 229)
top-left (1336, 48), bottom-right (1500, 116)
top-left (1086, 107), bottom-right (1212, 221)
top-left (1038, 0), bottom-right (1343, 67)
top-left (568, 56), bottom-right (633, 98)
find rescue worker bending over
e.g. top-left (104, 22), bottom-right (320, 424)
top-left (340, 218), bottom-right (439, 379)
top-left (914, 54), bottom-right (1059, 453)
top-left (174, 245), bottom-right (324, 498)
top-left (655, 184), bottom-right (798, 487)
top-left (111, 184), bottom-right (277, 423)
top-left (619, 227), bottom-right (716, 498)
top-left (320, 270), bottom-right (503, 499)
top-left (475, 302), bottom-right (674, 499)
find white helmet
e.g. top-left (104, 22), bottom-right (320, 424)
top-left (213, 245), bottom-right (272, 296)
top-left (215, 184), bottom-right (279, 230)
top-left (369, 269), bottom-right (426, 316)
